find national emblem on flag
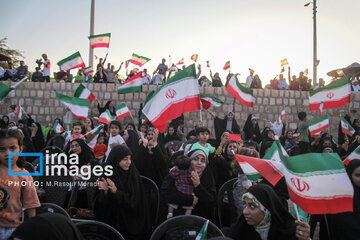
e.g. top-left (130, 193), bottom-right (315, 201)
top-left (280, 58), bottom-right (288, 66)
top-left (99, 110), bottom-right (116, 125)
top-left (88, 33), bottom-right (111, 49)
top-left (190, 54), bottom-right (198, 62)
top-left (340, 116), bottom-right (355, 136)
top-left (115, 103), bottom-right (131, 120)
top-left (84, 67), bottom-right (94, 75)
top-left (308, 115), bottom-right (329, 137)
top-left (57, 52), bottom-right (85, 71)
top-left (223, 61), bottom-right (230, 71)
top-left (336, 69), bottom-right (345, 77)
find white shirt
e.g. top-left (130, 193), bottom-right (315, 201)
top-left (141, 74), bottom-right (151, 84)
top-left (105, 134), bottom-right (125, 161)
top-left (246, 75), bottom-right (254, 87)
top-left (43, 59), bottom-right (51, 76)
top-left (152, 74), bottom-right (163, 85)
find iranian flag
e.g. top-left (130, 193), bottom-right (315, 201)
top-left (88, 33), bottom-right (111, 49)
top-left (336, 69), bottom-right (345, 77)
top-left (223, 61), bottom-right (230, 70)
top-left (226, 74), bottom-right (254, 107)
top-left (117, 72), bottom-right (143, 94)
top-left (130, 53), bottom-right (150, 67)
top-left (16, 106), bottom-right (26, 119)
top-left (190, 54), bottom-right (198, 62)
top-left (309, 75), bottom-right (351, 111)
top-left (57, 52), bottom-right (85, 71)
top-left (84, 67), bottom-right (94, 75)
top-left (115, 103), bottom-right (131, 120)
top-left (206, 61), bottom-right (210, 68)
top-left (176, 58), bottom-right (184, 65)
top-left (142, 64), bottom-right (201, 133)
top-left (308, 115), bottom-right (329, 137)
top-left (236, 154), bottom-right (262, 181)
top-left (124, 60), bottom-right (130, 69)
top-left (56, 92), bottom-right (89, 119)
top-left (200, 94), bottom-right (224, 110)
top-left (340, 116), bottom-right (355, 136)
top-left (344, 145), bottom-right (360, 166)
top-left (318, 101), bottom-right (324, 117)
top-left (248, 68), bottom-right (255, 74)
top-left (241, 140), bottom-right (354, 214)
top-left (277, 107), bottom-right (285, 124)
top-left (99, 110), bottom-right (115, 125)
top-left (195, 220), bottom-right (209, 240)
top-left (74, 84), bottom-right (96, 104)
top-left (53, 122), bottom-right (64, 133)
top-left (62, 130), bottom-right (71, 140)
top-left (85, 124), bottom-right (104, 148)
top-left (0, 82), bottom-right (13, 101)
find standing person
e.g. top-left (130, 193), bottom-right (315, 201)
top-left (104, 121), bottom-right (125, 162)
top-left (96, 100), bottom-right (116, 116)
top-left (298, 112), bottom-right (310, 154)
top-left (210, 110), bottom-right (241, 143)
top-left (156, 58), bottom-right (168, 80)
top-left (31, 67), bottom-right (43, 82)
top-left (5, 63), bottom-right (17, 81)
top-left (0, 129), bottom-right (40, 239)
top-left (210, 70), bottom-right (223, 87)
top-left (228, 184), bottom-right (311, 240)
top-left (152, 69), bottom-right (164, 85)
top-left (243, 114), bottom-right (262, 144)
top-left (251, 75), bottom-right (262, 89)
top-left (94, 145), bottom-right (151, 240)
top-left (30, 122), bottom-right (45, 152)
top-left (246, 69), bottom-right (254, 87)
top-left (277, 74), bottom-right (289, 90)
top-left (7, 105), bottom-right (16, 123)
top-left (288, 66), bottom-right (300, 90)
top-left (96, 53), bottom-right (108, 71)
top-left (141, 69), bottom-right (151, 85)
top-left (41, 53), bottom-right (51, 82)
top-left (104, 63), bottom-right (122, 83)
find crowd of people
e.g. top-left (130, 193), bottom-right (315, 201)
top-left (1, 54), bottom-right (359, 92)
top-left (0, 96), bottom-right (359, 239)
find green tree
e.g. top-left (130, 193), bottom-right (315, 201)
top-left (0, 37), bottom-right (25, 68)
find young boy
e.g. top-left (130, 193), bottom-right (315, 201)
top-left (92, 134), bottom-right (107, 161)
top-left (7, 105), bottom-right (16, 123)
top-left (69, 122), bottom-right (84, 142)
top-left (0, 129), bottom-right (40, 239)
top-left (190, 127), bottom-right (215, 159)
top-left (105, 120), bottom-right (125, 162)
top-left (298, 111), bottom-right (310, 154)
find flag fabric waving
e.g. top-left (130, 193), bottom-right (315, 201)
top-left (195, 220), bottom-right (209, 240)
top-left (240, 140), bottom-right (354, 214)
top-left (309, 75), bottom-right (351, 111)
top-left (277, 107), bottom-right (285, 124)
top-left (53, 121), bottom-right (65, 133)
top-left (130, 53), bottom-right (150, 67)
top-left (84, 67), bottom-right (94, 75)
top-left (74, 84), bottom-right (96, 104)
top-left (115, 103), bottom-right (131, 120)
top-left (85, 124), bottom-right (104, 148)
top-left (57, 52), bottom-right (85, 71)
top-left (190, 54), bottom-right (198, 62)
top-left (142, 64), bottom-right (201, 132)
top-left (176, 58), bottom-right (184, 65)
top-left (226, 74), bottom-right (254, 107)
top-left (318, 101), bottom-right (324, 117)
top-left (308, 115), bottom-right (329, 137)
top-left (280, 58), bottom-right (288, 66)
top-left (99, 110), bottom-right (116, 125)
top-left (0, 82), bottom-right (13, 101)
top-left (16, 105), bottom-right (26, 119)
top-left (344, 145), bottom-right (360, 166)
top-left (223, 61), bottom-right (230, 70)
top-left (340, 116), bottom-right (355, 136)
top-left (56, 91), bottom-right (89, 119)
top-left (88, 33), bottom-right (111, 49)
top-left (200, 94), bottom-right (224, 110)
top-left (336, 69), bottom-right (345, 77)
top-left (206, 60), bottom-right (210, 68)
top-left (248, 68), bottom-right (255, 74)
top-left (117, 72), bottom-right (143, 94)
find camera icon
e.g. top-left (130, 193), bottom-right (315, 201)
top-left (8, 151), bottom-right (43, 176)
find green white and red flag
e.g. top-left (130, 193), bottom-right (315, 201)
top-left (117, 72), bottom-right (143, 94)
top-left (277, 107), bottom-right (285, 124)
top-left (124, 60), bottom-right (130, 68)
top-left (115, 103), bottom-right (131, 120)
top-left (0, 82), bottom-right (13, 101)
top-left (344, 145), bottom-right (360, 166)
top-left (308, 115), bottom-right (329, 137)
top-left (53, 121), bottom-right (64, 133)
top-left (340, 116), bottom-right (355, 136)
top-left (223, 61), bottom-right (230, 70)
top-left (240, 140), bottom-right (354, 214)
top-left (130, 53), bottom-right (150, 67)
top-left (309, 75), bottom-right (351, 111)
top-left (84, 67), bottom-right (94, 75)
top-left (99, 110), bottom-right (116, 125)
top-left (336, 69), bottom-right (345, 77)
top-left (200, 93), bottom-right (224, 110)
top-left (56, 91), bottom-right (89, 119)
top-left (190, 54), bottom-right (198, 62)
top-left (206, 61), bottom-right (210, 68)
top-left (85, 124), bottom-right (104, 148)
top-left (74, 84), bottom-right (96, 104)
top-left (168, 65), bottom-right (178, 79)
top-left (195, 220), bottom-right (209, 240)
top-left (176, 58), bottom-right (184, 65)
top-left (248, 68), bottom-right (255, 74)
top-left (16, 105), bottom-right (26, 119)
top-left (88, 33), bottom-right (111, 49)
top-left (236, 154), bottom-right (262, 181)
top-left (142, 64), bottom-right (201, 132)
top-left (57, 52), bottom-right (85, 71)
top-left (61, 130), bottom-right (71, 140)
top-left (226, 74), bottom-right (254, 107)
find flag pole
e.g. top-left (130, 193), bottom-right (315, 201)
top-left (89, 0), bottom-right (95, 69)
top-left (199, 109), bottom-right (202, 122)
top-left (12, 77), bottom-right (28, 89)
top-left (293, 203), bottom-right (301, 221)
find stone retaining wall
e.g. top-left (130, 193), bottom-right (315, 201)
top-left (1, 81), bottom-right (359, 137)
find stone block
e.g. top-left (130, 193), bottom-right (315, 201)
top-left (225, 97), bottom-right (233, 104)
top-left (46, 115), bottom-right (52, 122)
top-left (40, 82), bottom-right (46, 89)
top-left (87, 84), bottom-right (94, 91)
top-left (256, 98), bottom-right (262, 104)
top-left (216, 87), bottom-right (223, 95)
top-left (40, 108), bottom-right (44, 114)
top-left (234, 104), bottom-right (242, 112)
top-left (94, 84), bottom-right (101, 91)
top-left (125, 93), bottom-right (133, 100)
top-left (51, 91), bottom-right (56, 98)
top-left (270, 98), bottom-right (275, 105)
top-left (289, 91), bottom-right (294, 98)
top-left (257, 89), bottom-right (264, 97)
top-left (49, 107), bottom-right (55, 114)
top-left (284, 91), bottom-right (289, 98)
top-left (140, 93), bottom-right (146, 101)
top-left (276, 98), bottom-right (282, 105)
top-left (289, 99), bottom-right (295, 106)
top-left (34, 99), bottom-right (42, 106)
top-left (37, 90), bottom-right (43, 98)
top-left (142, 85), bottom-right (149, 92)
top-left (263, 98), bottom-right (269, 105)
top-left (205, 87), bottom-right (214, 95)
top-left (56, 107), bottom-right (64, 115)
top-left (104, 92), bottom-right (111, 99)
top-left (264, 90), bottom-right (270, 97)
top-left (271, 90), bottom-right (279, 97)
top-left (149, 85), bottom-right (157, 91)
top-left (34, 82), bottom-right (40, 89)
top-left (30, 90), bottom-right (36, 97)
top-left (101, 84), bottom-right (107, 91)
top-left (296, 99), bottom-right (302, 106)
top-left (303, 99), bottom-right (309, 106)
top-left (118, 94), bottom-right (124, 100)
top-left (289, 123), bottom-right (297, 129)
top-left (111, 93), bottom-right (118, 100)
top-left (259, 105), bottom-right (265, 114)
top-left (107, 84), bottom-right (115, 91)
top-left (295, 91), bottom-right (300, 98)
top-left (301, 91), bottom-right (308, 98)
top-left (32, 107), bottom-right (39, 115)
top-left (25, 98), bottom-right (33, 105)
top-left (279, 90), bottom-right (284, 97)
top-left (253, 105), bottom-right (259, 113)
top-left (283, 98), bottom-right (289, 106)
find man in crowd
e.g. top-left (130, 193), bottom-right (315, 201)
top-left (15, 60), bottom-right (28, 80)
top-left (31, 67), bottom-right (43, 82)
top-left (156, 58), bottom-right (168, 80)
top-left (104, 63), bottom-right (123, 83)
top-left (41, 53), bottom-right (51, 82)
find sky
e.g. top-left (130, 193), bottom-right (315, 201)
top-left (1, 0), bottom-right (359, 85)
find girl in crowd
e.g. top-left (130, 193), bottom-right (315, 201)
top-left (30, 122), bottom-right (45, 152)
top-left (243, 114), bottom-right (262, 144)
top-left (94, 145), bottom-right (151, 240)
top-left (96, 100), bottom-right (116, 117)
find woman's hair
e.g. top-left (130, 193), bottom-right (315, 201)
top-left (0, 129), bottom-right (26, 168)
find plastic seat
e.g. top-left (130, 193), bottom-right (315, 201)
top-left (217, 178), bottom-right (238, 229)
top-left (76, 220), bottom-right (125, 240)
top-left (140, 175), bottom-right (160, 230)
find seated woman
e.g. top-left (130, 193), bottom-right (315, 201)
top-left (229, 184), bottom-right (310, 240)
top-left (93, 145), bottom-right (151, 240)
top-left (161, 147), bottom-right (217, 222)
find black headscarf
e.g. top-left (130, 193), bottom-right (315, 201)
top-left (97, 100), bottom-right (116, 116)
top-left (229, 184), bottom-right (297, 240)
top-left (68, 139), bottom-right (94, 167)
top-left (94, 145), bottom-right (150, 238)
top-left (124, 129), bottom-right (140, 156)
top-left (346, 159), bottom-right (360, 214)
top-left (214, 112), bottom-right (241, 142)
top-left (32, 122), bottom-right (45, 152)
top-left (11, 213), bottom-right (84, 240)
top-left (243, 114), bottom-right (261, 144)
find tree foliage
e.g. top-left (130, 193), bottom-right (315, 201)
top-left (0, 37), bottom-right (25, 69)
